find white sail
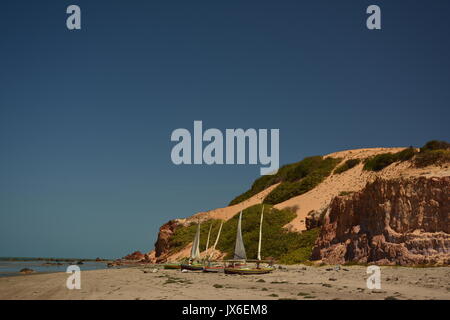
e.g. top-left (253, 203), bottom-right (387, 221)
top-left (257, 205), bottom-right (265, 260)
top-left (207, 221), bottom-right (223, 260)
top-left (190, 222), bottom-right (201, 260)
top-left (205, 223), bottom-right (212, 252)
top-left (212, 221), bottom-right (223, 250)
top-left (233, 211), bottom-right (247, 260)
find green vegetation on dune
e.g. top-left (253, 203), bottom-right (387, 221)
top-left (230, 140), bottom-right (450, 206)
top-left (420, 140), bottom-right (450, 152)
top-left (363, 147), bottom-right (416, 171)
top-left (363, 140), bottom-right (450, 171)
top-left (263, 157), bottom-right (341, 205)
top-left (277, 228), bottom-right (320, 264)
top-left (415, 149), bottom-right (450, 167)
top-left (169, 205), bottom-right (320, 263)
top-left (228, 175), bottom-right (278, 206)
top-left (228, 156), bottom-right (340, 205)
top-left (334, 159), bottom-right (361, 174)
top-left (231, 156), bottom-right (341, 206)
top-left (228, 161), bottom-right (311, 205)
top-left (395, 147), bottom-right (418, 161)
top-left (414, 140), bottom-right (450, 167)
top-left (168, 219), bottom-right (222, 255)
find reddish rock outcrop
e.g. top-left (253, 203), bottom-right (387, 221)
top-left (154, 219), bottom-right (181, 263)
top-left (312, 177), bottom-right (450, 265)
top-left (123, 251), bottom-right (145, 261)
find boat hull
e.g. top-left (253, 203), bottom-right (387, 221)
top-left (224, 267), bottom-right (274, 275)
top-left (163, 264), bottom-right (181, 270)
top-left (180, 263), bottom-right (204, 271)
top-left (203, 266), bottom-right (224, 273)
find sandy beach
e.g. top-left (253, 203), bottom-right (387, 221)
top-left (1, 265), bottom-right (449, 300)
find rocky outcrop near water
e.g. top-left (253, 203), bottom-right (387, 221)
top-left (19, 268), bottom-right (35, 274)
top-left (123, 251), bottom-right (145, 261)
top-left (311, 177), bottom-right (450, 265)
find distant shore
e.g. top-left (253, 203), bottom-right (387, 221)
top-left (0, 258), bottom-right (112, 278)
top-left (1, 264), bottom-right (448, 300)
top-left (0, 257), bottom-right (111, 262)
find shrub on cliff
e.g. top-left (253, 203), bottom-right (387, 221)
top-left (363, 147), bottom-right (417, 171)
top-left (278, 228), bottom-right (320, 264)
top-left (228, 163), bottom-right (309, 205)
top-left (230, 142), bottom-right (448, 204)
top-left (284, 156), bottom-right (325, 182)
top-left (394, 147), bottom-right (417, 161)
top-left (229, 156), bottom-right (340, 205)
top-left (169, 219), bottom-right (222, 254)
top-left (229, 175), bottom-right (278, 205)
top-left (420, 140), bottom-right (450, 152)
top-left (263, 157), bottom-right (341, 205)
top-left (334, 159), bottom-right (361, 174)
top-left (413, 140), bottom-right (450, 167)
top-left (363, 153), bottom-right (396, 171)
top-left (414, 149), bottom-right (450, 167)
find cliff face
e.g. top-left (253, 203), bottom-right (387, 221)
top-left (147, 146), bottom-right (449, 264)
top-left (312, 177), bottom-right (450, 265)
top-left (153, 220), bottom-right (181, 263)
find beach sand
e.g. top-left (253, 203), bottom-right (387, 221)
top-left (1, 265), bottom-right (449, 300)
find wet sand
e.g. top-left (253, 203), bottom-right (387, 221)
top-left (0, 265), bottom-right (449, 300)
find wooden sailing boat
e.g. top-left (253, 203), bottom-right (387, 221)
top-left (180, 221), bottom-right (204, 271)
top-left (203, 220), bottom-right (225, 273)
top-left (163, 263), bottom-right (181, 270)
top-left (224, 206), bottom-right (274, 275)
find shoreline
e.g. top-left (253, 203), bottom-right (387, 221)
top-left (1, 264), bottom-right (448, 300)
top-left (0, 259), bottom-right (114, 279)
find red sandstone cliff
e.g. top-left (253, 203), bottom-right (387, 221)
top-left (153, 220), bottom-right (181, 263)
top-left (311, 177), bottom-right (450, 265)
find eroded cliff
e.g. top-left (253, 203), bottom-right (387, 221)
top-left (311, 177), bottom-right (450, 265)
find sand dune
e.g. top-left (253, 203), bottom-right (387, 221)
top-left (183, 183), bottom-right (280, 224)
top-left (159, 147), bottom-right (449, 261)
top-left (181, 147), bottom-right (448, 231)
top-left (276, 148), bottom-right (450, 231)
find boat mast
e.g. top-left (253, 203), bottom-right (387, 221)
top-left (190, 222), bottom-right (201, 261)
top-left (257, 205), bottom-right (264, 261)
top-left (207, 220), bottom-right (223, 260)
top-left (212, 221), bottom-right (223, 251)
top-left (205, 223), bottom-right (212, 255)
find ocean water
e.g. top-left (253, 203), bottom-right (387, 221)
top-left (0, 259), bottom-right (109, 277)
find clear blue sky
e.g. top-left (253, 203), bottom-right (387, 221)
top-left (1, 0), bottom-right (449, 258)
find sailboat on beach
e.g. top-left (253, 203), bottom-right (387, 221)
top-left (203, 221), bottom-right (225, 273)
top-left (180, 221), bottom-right (205, 271)
top-left (224, 206), bottom-right (274, 275)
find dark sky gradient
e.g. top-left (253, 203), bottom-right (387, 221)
top-left (1, 0), bottom-right (449, 258)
